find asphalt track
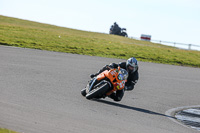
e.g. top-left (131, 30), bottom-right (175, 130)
top-left (0, 45), bottom-right (200, 133)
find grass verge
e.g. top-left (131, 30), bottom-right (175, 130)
top-left (0, 128), bottom-right (18, 133)
top-left (0, 15), bottom-right (200, 67)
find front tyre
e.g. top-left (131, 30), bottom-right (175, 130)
top-left (86, 82), bottom-right (110, 100)
top-left (81, 88), bottom-right (86, 96)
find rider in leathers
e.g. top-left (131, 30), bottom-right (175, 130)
top-left (90, 57), bottom-right (139, 102)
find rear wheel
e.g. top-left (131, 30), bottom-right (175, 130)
top-left (86, 82), bottom-right (110, 100)
top-left (121, 32), bottom-right (128, 37)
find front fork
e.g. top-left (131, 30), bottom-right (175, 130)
top-left (88, 78), bottom-right (98, 92)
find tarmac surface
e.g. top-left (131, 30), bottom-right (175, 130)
top-left (0, 45), bottom-right (200, 133)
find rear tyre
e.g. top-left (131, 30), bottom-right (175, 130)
top-left (86, 82), bottom-right (110, 100)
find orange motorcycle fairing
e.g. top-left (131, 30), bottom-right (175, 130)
top-left (96, 70), bottom-right (108, 81)
top-left (96, 69), bottom-right (126, 96)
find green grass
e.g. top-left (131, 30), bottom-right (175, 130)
top-left (0, 15), bottom-right (200, 67)
top-left (0, 128), bottom-right (18, 133)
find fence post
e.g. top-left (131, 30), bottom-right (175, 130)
top-left (188, 44), bottom-right (192, 50)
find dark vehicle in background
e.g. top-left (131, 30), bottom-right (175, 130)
top-left (109, 22), bottom-right (128, 37)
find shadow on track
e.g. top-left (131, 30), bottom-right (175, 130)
top-left (93, 99), bottom-right (175, 119)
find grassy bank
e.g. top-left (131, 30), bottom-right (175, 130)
top-left (0, 15), bottom-right (200, 67)
top-left (0, 128), bottom-right (18, 133)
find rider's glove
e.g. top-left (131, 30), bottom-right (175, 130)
top-left (90, 74), bottom-right (96, 78)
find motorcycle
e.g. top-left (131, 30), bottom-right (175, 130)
top-left (81, 66), bottom-right (128, 100)
top-left (109, 26), bottom-right (128, 37)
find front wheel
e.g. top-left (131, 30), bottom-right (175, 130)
top-left (121, 32), bottom-right (128, 37)
top-left (81, 88), bottom-right (86, 96)
top-left (86, 82), bottom-right (110, 100)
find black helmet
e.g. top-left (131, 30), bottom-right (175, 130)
top-left (126, 57), bottom-right (138, 73)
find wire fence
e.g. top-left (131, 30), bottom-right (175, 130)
top-left (130, 36), bottom-right (200, 51)
top-left (151, 39), bottom-right (200, 51)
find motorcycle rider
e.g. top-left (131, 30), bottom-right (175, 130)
top-left (90, 57), bottom-right (139, 101)
top-left (113, 22), bottom-right (121, 35)
top-left (110, 22), bottom-right (121, 35)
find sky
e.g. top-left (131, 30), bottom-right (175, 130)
top-left (1, 0), bottom-right (200, 50)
